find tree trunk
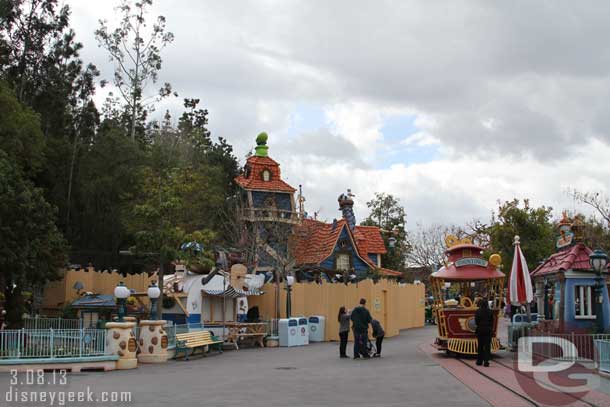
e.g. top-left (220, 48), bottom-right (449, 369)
top-left (65, 134), bottom-right (79, 236)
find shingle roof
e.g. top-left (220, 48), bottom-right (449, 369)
top-left (292, 219), bottom-right (397, 276)
top-left (530, 243), bottom-right (593, 277)
top-left (234, 155), bottom-right (296, 193)
top-left (353, 225), bottom-right (388, 255)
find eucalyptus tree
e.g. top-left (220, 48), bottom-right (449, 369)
top-left (95, 0), bottom-right (175, 142)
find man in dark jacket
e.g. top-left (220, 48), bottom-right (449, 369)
top-left (475, 298), bottom-right (494, 366)
top-left (351, 298), bottom-right (372, 359)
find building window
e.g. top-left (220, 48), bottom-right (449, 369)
top-left (336, 253), bottom-right (350, 271)
top-left (262, 170), bottom-right (271, 181)
top-left (574, 285), bottom-right (596, 319)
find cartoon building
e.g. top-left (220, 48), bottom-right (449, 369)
top-left (531, 213), bottom-right (610, 331)
top-left (234, 133), bottom-right (299, 274)
top-left (291, 194), bottom-right (401, 281)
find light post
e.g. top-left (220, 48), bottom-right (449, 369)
top-left (285, 275), bottom-right (294, 318)
top-left (147, 281), bottom-right (161, 320)
top-left (590, 248), bottom-right (608, 333)
top-left (114, 281), bottom-right (130, 322)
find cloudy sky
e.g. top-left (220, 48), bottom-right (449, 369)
top-left (66, 0), bottom-right (610, 230)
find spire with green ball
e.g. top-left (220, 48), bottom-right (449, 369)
top-left (254, 132), bottom-right (269, 157)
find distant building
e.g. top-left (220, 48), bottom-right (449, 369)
top-left (234, 134), bottom-right (401, 281)
top-left (530, 213), bottom-right (610, 331)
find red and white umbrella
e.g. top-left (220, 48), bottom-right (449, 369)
top-left (507, 235), bottom-right (534, 305)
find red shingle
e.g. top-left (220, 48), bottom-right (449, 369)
top-left (530, 243), bottom-right (593, 277)
top-left (234, 155), bottom-right (296, 193)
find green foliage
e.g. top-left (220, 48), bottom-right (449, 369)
top-left (486, 199), bottom-right (555, 271)
top-left (0, 151), bottom-right (68, 327)
top-left (0, 82), bottom-right (45, 175)
top-left (361, 192), bottom-right (408, 272)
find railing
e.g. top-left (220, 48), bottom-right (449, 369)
top-left (595, 340), bottom-right (610, 373)
top-left (0, 329), bottom-right (106, 360)
top-left (23, 317), bottom-right (83, 330)
top-left (241, 208), bottom-right (300, 223)
top-left (515, 326), bottom-right (610, 361)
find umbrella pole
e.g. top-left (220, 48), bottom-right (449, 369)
top-left (525, 302), bottom-right (531, 323)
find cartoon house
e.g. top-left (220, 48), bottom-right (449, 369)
top-left (291, 193), bottom-right (402, 280)
top-left (530, 213), bottom-right (610, 331)
top-left (234, 133), bottom-right (299, 274)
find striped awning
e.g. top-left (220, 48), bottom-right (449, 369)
top-left (202, 286), bottom-right (262, 298)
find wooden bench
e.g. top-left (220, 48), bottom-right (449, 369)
top-left (174, 331), bottom-right (223, 360)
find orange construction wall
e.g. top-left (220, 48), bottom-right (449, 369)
top-left (248, 280), bottom-right (425, 341)
top-left (41, 268), bottom-right (157, 312)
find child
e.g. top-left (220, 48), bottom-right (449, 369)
top-left (371, 319), bottom-right (385, 357)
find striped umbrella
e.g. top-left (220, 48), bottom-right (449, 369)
top-left (507, 235), bottom-right (534, 319)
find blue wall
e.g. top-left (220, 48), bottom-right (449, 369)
top-left (563, 277), bottom-right (610, 330)
top-left (368, 254), bottom-right (378, 265)
top-left (251, 191), bottom-right (292, 211)
top-left (320, 226), bottom-right (371, 276)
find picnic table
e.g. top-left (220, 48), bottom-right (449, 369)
top-left (225, 322), bottom-right (267, 350)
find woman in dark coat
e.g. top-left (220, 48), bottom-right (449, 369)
top-left (475, 298), bottom-right (493, 367)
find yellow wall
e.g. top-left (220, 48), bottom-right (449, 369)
top-left (248, 280), bottom-right (425, 341)
top-left (41, 268), bottom-right (157, 312)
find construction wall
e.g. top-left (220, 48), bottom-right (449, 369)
top-left (41, 268), bottom-right (157, 312)
top-left (248, 280), bottom-right (425, 341)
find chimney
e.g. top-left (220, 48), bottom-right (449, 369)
top-left (338, 190), bottom-right (356, 230)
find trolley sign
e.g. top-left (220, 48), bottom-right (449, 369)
top-left (455, 257), bottom-right (488, 268)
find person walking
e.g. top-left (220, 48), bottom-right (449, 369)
top-left (371, 319), bottom-right (385, 357)
top-left (338, 306), bottom-right (351, 358)
top-left (475, 298), bottom-right (494, 367)
top-left (350, 298), bottom-right (372, 359)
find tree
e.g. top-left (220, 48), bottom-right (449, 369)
top-left (571, 190), bottom-right (610, 227)
top-left (95, 0), bottom-right (175, 142)
top-left (0, 153), bottom-right (68, 327)
top-left (361, 192), bottom-right (408, 271)
top-left (486, 199), bottom-right (555, 272)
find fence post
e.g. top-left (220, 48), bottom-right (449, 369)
top-left (50, 328), bottom-right (54, 359)
top-left (18, 328), bottom-right (23, 358)
top-left (79, 328), bottom-right (83, 358)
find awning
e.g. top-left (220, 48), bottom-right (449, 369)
top-left (202, 286), bottom-right (263, 298)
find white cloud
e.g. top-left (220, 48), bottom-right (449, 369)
top-left (64, 0), bottom-right (610, 228)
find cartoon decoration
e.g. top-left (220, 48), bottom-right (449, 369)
top-left (444, 235), bottom-right (472, 248)
top-left (556, 211), bottom-right (574, 249)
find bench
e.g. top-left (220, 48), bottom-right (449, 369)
top-left (174, 331), bottom-right (223, 360)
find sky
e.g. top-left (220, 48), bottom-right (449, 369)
top-left (65, 0), bottom-right (610, 230)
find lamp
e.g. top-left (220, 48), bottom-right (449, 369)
top-left (147, 281), bottom-right (161, 320)
top-left (285, 274), bottom-right (295, 318)
top-left (590, 249), bottom-right (608, 274)
top-left (388, 237), bottom-right (397, 249)
top-left (590, 248), bottom-right (608, 333)
top-left (114, 281), bottom-right (130, 322)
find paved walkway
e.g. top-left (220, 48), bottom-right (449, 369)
top-left (3, 324), bottom-right (610, 406)
top-left (0, 326), bottom-right (488, 407)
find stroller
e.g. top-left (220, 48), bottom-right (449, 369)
top-left (364, 338), bottom-right (377, 357)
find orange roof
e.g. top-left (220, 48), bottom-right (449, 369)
top-left (292, 219), bottom-right (346, 265)
top-left (292, 219), bottom-right (398, 277)
top-left (234, 155), bottom-right (296, 193)
top-left (353, 225), bottom-right (388, 255)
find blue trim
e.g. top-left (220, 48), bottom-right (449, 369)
top-left (187, 313), bottom-right (201, 324)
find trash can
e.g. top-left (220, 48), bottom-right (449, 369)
top-left (278, 318), bottom-right (299, 347)
top-left (298, 317), bottom-right (309, 345)
top-left (308, 316), bottom-right (325, 342)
